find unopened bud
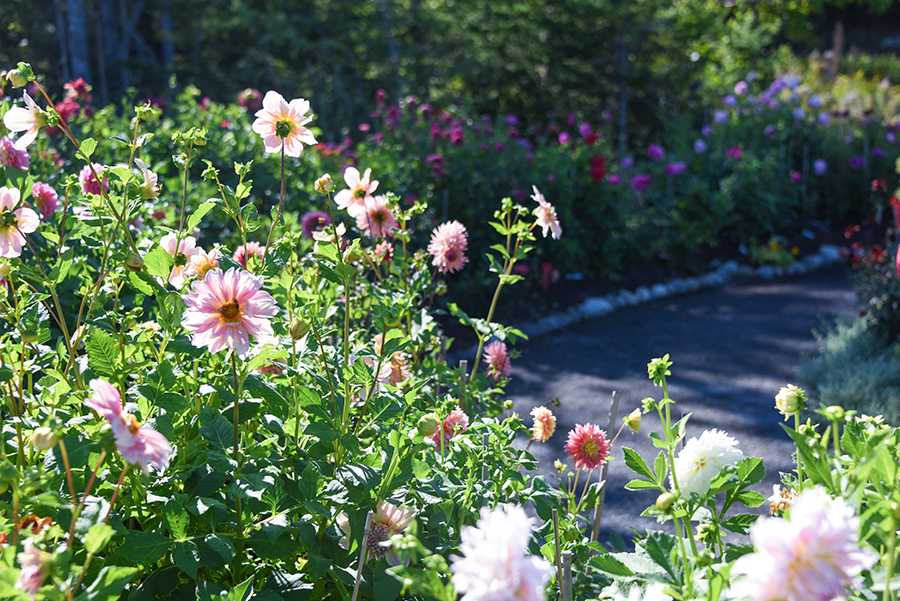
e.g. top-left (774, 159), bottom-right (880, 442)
top-left (315, 174), bottom-right (334, 194)
top-left (623, 408), bottom-right (642, 433)
top-left (656, 492), bottom-right (676, 512)
top-left (6, 69), bottom-right (27, 88)
top-left (289, 318), bottom-right (309, 340)
top-left (343, 247), bottom-right (361, 263)
top-left (553, 459), bottom-right (567, 472)
top-left (775, 384), bottom-right (806, 420)
top-left (32, 427), bottom-right (58, 451)
top-left (21, 328), bottom-right (39, 344)
top-left (124, 252), bottom-right (145, 272)
top-left (417, 415), bottom-right (439, 437)
top-left (503, 400), bottom-right (514, 410)
top-left (0, 263), bottom-right (11, 279)
top-left (825, 405), bottom-right (845, 421)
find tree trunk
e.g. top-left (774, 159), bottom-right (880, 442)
top-left (96, 0), bottom-right (120, 105)
top-left (66, 0), bottom-right (93, 83)
top-left (53, 0), bottom-right (71, 82)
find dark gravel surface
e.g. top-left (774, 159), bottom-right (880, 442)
top-left (505, 265), bottom-right (857, 544)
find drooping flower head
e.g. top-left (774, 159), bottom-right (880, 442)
top-left (483, 340), bottom-right (511, 381)
top-left (301, 210), bottom-right (331, 239)
top-left (356, 195), bottom-right (397, 238)
top-left (334, 167), bottom-right (379, 217)
top-left (135, 159), bottom-right (161, 199)
top-left (0, 136), bottom-right (30, 169)
top-left (373, 334), bottom-right (411, 386)
top-left (426, 409), bottom-right (469, 448)
top-left (181, 267), bottom-right (278, 359)
top-left (31, 182), bottom-right (58, 220)
top-left (3, 92), bottom-right (48, 150)
top-left (159, 233), bottom-right (200, 288)
top-left (671, 428), bottom-right (742, 497)
top-left (428, 220), bottom-right (469, 273)
top-left (85, 379), bottom-right (172, 474)
top-left (251, 91), bottom-right (317, 157)
top-left (775, 384), bottom-right (806, 421)
top-left (450, 504), bottom-right (553, 601)
top-left (16, 539), bottom-right (51, 600)
top-left (78, 163), bottom-right (108, 196)
top-left (531, 186), bottom-right (562, 239)
top-left (188, 248), bottom-right (220, 280)
top-left (530, 406), bottom-right (556, 443)
top-left (565, 423), bottom-right (610, 471)
top-left (367, 501), bottom-right (417, 563)
top-left (730, 486), bottom-right (877, 601)
top-left (0, 187), bottom-right (39, 258)
top-left (233, 241), bottom-right (265, 270)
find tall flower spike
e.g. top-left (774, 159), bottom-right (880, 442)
top-left (0, 187), bottom-right (39, 258)
top-left (3, 92), bottom-right (48, 150)
top-left (252, 91), bottom-right (317, 157)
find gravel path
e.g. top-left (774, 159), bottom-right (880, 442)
top-left (506, 265), bottom-right (857, 543)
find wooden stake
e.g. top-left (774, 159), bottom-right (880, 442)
top-left (590, 391), bottom-right (620, 544)
top-left (553, 508), bottom-right (563, 597)
top-left (351, 510), bottom-right (374, 601)
top-left (562, 550), bottom-right (573, 601)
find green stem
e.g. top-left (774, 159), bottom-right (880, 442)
top-left (795, 412), bottom-right (804, 485)
top-left (262, 145), bottom-right (287, 263)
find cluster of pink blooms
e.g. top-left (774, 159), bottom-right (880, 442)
top-left (482, 340), bottom-right (511, 381)
top-left (31, 182), bottom-right (59, 220)
top-left (564, 423), bottom-right (610, 471)
top-left (331, 166), bottom-right (399, 238)
top-left (85, 379), bottom-right (173, 474)
top-left (425, 409), bottom-right (469, 448)
top-left (233, 241), bottom-right (265, 269)
top-left (0, 136), bottom-right (29, 169)
top-left (78, 163), bottom-right (109, 195)
top-left (0, 186), bottom-right (39, 258)
top-left (427, 220), bottom-right (469, 273)
top-left (16, 539), bottom-right (50, 599)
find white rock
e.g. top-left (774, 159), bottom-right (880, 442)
top-left (634, 286), bottom-right (653, 303)
top-left (582, 297), bottom-right (614, 319)
top-left (718, 260), bottom-right (740, 275)
top-left (818, 244), bottom-right (842, 262)
top-left (651, 283), bottom-right (669, 299)
top-left (755, 265), bottom-right (775, 279)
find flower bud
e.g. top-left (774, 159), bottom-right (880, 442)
top-left (21, 328), bottom-right (39, 344)
top-left (343, 246), bottom-right (361, 263)
top-left (32, 427), bottom-right (57, 451)
top-left (289, 318), bottom-right (309, 340)
top-left (124, 251), bottom-right (145, 272)
top-left (623, 408), bottom-right (642, 433)
top-left (775, 384), bottom-right (806, 420)
top-left (417, 414), bottom-right (439, 437)
top-left (0, 263), bottom-right (11, 279)
top-left (6, 69), bottom-right (27, 88)
top-left (0, 459), bottom-right (17, 493)
top-left (825, 405), bottom-right (845, 421)
top-left (315, 174), bottom-right (334, 194)
top-left (656, 492), bottom-right (676, 511)
top-left (503, 400), bottom-right (514, 410)
top-left (553, 459), bottom-right (567, 472)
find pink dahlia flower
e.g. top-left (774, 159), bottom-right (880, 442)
top-left (0, 136), bottom-right (30, 169)
top-left (159, 233), bottom-right (200, 288)
top-left (631, 174), bottom-right (652, 192)
top-left (356, 195), bottom-right (397, 238)
top-left (78, 163), bottom-right (108, 196)
top-left (531, 186), bottom-right (562, 239)
top-left (31, 182), bottom-right (59, 220)
top-left (426, 409), bottom-right (469, 448)
top-left (374, 334), bottom-right (411, 386)
top-left (368, 501), bottom-right (417, 563)
top-left (0, 186), bottom-right (39, 258)
top-left (730, 486), bottom-right (877, 601)
top-left (3, 92), bottom-right (48, 150)
top-left (334, 166), bottom-right (379, 217)
top-left (450, 504), bottom-right (552, 601)
top-left (483, 340), bottom-right (511, 381)
top-left (530, 406), bottom-right (557, 442)
top-left (233, 241), bottom-right (264, 270)
top-left (85, 379), bottom-right (172, 474)
top-left (428, 220), bottom-right (469, 273)
top-left (564, 423), bottom-right (610, 471)
top-left (251, 91), bottom-right (317, 157)
top-left (188, 248), bottom-right (220, 280)
top-left (181, 267), bottom-right (278, 359)
top-left (16, 539), bottom-right (50, 600)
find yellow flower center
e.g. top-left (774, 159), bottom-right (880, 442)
top-left (218, 300), bottom-right (243, 323)
top-left (122, 413), bottom-right (141, 434)
top-left (581, 439), bottom-right (599, 457)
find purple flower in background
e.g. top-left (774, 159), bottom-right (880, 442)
top-left (725, 146), bottom-right (743, 160)
top-left (888, 132), bottom-right (897, 144)
top-left (567, 113), bottom-right (576, 127)
top-left (621, 156), bottom-right (634, 170)
top-left (792, 107), bottom-right (806, 120)
top-left (507, 128), bottom-right (519, 139)
top-left (873, 146), bottom-right (885, 159)
top-left (558, 132), bottom-right (571, 146)
top-left (647, 144), bottom-right (665, 161)
top-left (747, 71), bottom-right (757, 82)
top-left (808, 94), bottom-right (823, 108)
top-left (518, 138), bottom-right (534, 150)
top-left (608, 174), bottom-right (621, 186)
top-left (734, 81), bottom-right (749, 96)
top-left (844, 134), bottom-right (856, 145)
top-left (694, 139), bottom-right (707, 153)
top-left (768, 99), bottom-right (780, 110)
top-left (817, 112), bottom-right (831, 126)
top-left (849, 156), bottom-right (866, 169)
top-left (494, 142), bottom-right (506, 153)
top-left (665, 161), bottom-right (686, 177)
top-left (791, 171), bottom-right (802, 183)
top-left (813, 159), bottom-right (827, 175)
top-left (631, 174), bottom-right (652, 192)
top-left (358, 123), bottom-right (371, 132)
top-left (723, 95), bottom-right (737, 108)
top-left (714, 109), bottom-right (728, 124)
top-left (579, 122), bottom-right (592, 137)
top-left (702, 125), bottom-right (714, 137)
top-left (765, 125), bottom-right (777, 137)
top-left (504, 115), bottom-right (518, 127)
top-left (783, 74), bottom-right (800, 89)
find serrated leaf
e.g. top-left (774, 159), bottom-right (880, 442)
top-left (128, 270), bottom-right (165, 296)
top-left (85, 327), bottom-right (118, 379)
top-left (84, 523), bottom-right (115, 555)
top-left (623, 447), bottom-right (656, 482)
top-left (240, 203), bottom-right (261, 232)
top-left (653, 451), bottom-right (668, 484)
top-left (205, 533), bottom-right (236, 563)
top-left (735, 457), bottom-right (765, 485)
top-left (200, 406), bottom-right (233, 453)
top-left (625, 478), bottom-right (660, 490)
top-left (735, 490), bottom-right (765, 508)
top-left (165, 499), bottom-right (190, 540)
top-left (114, 531), bottom-right (173, 563)
top-left (78, 566), bottom-right (139, 601)
top-left (187, 200), bottom-right (217, 231)
top-left (79, 138), bottom-right (97, 159)
top-left (588, 554), bottom-right (635, 577)
top-left (721, 512), bottom-right (759, 535)
top-left (144, 245), bottom-right (175, 278)
top-left (172, 540), bottom-right (200, 579)
top-left (642, 531), bottom-right (677, 579)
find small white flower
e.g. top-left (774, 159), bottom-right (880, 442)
top-left (671, 429), bottom-right (743, 497)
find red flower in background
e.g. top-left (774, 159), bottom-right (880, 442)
top-left (589, 155), bottom-right (606, 182)
top-left (584, 132), bottom-right (600, 146)
top-left (872, 179), bottom-right (888, 193)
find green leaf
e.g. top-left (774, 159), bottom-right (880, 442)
top-left (79, 138), bottom-right (97, 159)
top-left (623, 447), bottom-right (656, 482)
top-left (114, 531), bottom-right (174, 563)
top-left (205, 533), bottom-right (236, 563)
top-left (625, 478), bottom-right (660, 491)
top-left (165, 499), bottom-right (190, 540)
top-left (781, 424), bottom-right (833, 488)
top-left (172, 541), bottom-right (200, 579)
top-left (642, 531), bottom-right (677, 579)
top-left (653, 451), bottom-right (668, 484)
top-left (735, 490), bottom-right (765, 508)
top-left (85, 327), bottom-right (118, 379)
top-left (128, 270), bottom-right (166, 297)
top-left (49, 247), bottom-right (74, 283)
top-left (721, 512), bottom-right (759, 535)
top-left (240, 203), bottom-right (261, 232)
top-left (78, 566), bottom-right (139, 601)
top-left (187, 200), bottom-right (218, 231)
top-left (735, 457), bottom-right (765, 485)
top-left (588, 554), bottom-right (634, 577)
top-left (200, 407), bottom-right (233, 453)
top-left (144, 244), bottom-right (175, 278)
top-left (84, 523), bottom-right (115, 555)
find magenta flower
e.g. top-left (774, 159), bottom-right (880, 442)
top-left (734, 81), bottom-right (749, 95)
top-left (334, 166), bottom-right (378, 217)
top-left (428, 220), bottom-right (469, 273)
top-left (426, 409), bottom-right (469, 448)
top-left (764, 125), bottom-right (777, 137)
top-left (565, 423), bottom-right (610, 471)
top-left (791, 171), bottom-right (802, 184)
top-left (0, 187), bottom-right (39, 258)
top-left (78, 163), bottom-right (108, 195)
top-left (3, 92), bottom-right (48, 150)
top-left (0, 136), bottom-right (30, 169)
top-left (531, 186), bottom-right (562, 239)
top-left (558, 132), bottom-right (571, 146)
top-left (85, 379), bottom-right (172, 474)
top-left (483, 340), bottom-right (511, 381)
top-left (725, 146), bottom-right (743, 160)
top-left (647, 144), bottom-right (665, 161)
top-left (251, 91), bottom-right (317, 157)
top-left (631, 174), bottom-right (652, 192)
top-left (664, 162), bottom-right (686, 177)
top-left (301, 210), bottom-right (331, 239)
top-left (731, 486), bottom-right (877, 601)
top-left (31, 182), bottom-right (59, 220)
top-left (693, 139), bottom-right (707, 153)
top-left (160, 233), bottom-right (200, 288)
top-left (233, 241), bottom-right (265, 270)
top-left (182, 267), bottom-right (278, 358)
top-left (356, 195), bottom-right (397, 238)
top-left (608, 174), bottom-right (621, 186)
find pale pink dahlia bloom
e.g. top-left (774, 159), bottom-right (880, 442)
top-left (426, 409), bottom-right (469, 448)
top-left (78, 163), bottom-right (108, 196)
top-left (0, 186), bottom-right (39, 258)
top-left (188, 248), bottom-right (220, 280)
top-left (531, 186), bottom-right (562, 239)
top-left (16, 539), bottom-right (50, 600)
top-left (564, 423), bottom-right (610, 471)
top-left (428, 220), bottom-right (469, 273)
top-left (671, 428), bottom-right (742, 497)
top-left (530, 406), bottom-right (556, 442)
top-left (233, 241), bottom-right (264, 270)
top-left (336, 500), bottom-right (417, 565)
top-left (181, 267), bottom-right (278, 359)
top-left (730, 486), bottom-right (877, 601)
top-left (31, 182), bottom-right (59, 220)
top-left (334, 166), bottom-right (378, 217)
top-left (85, 379), bottom-right (173, 474)
top-left (483, 340), bottom-right (511, 381)
top-left (159, 233), bottom-right (200, 288)
top-left (135, 158), bottom-right (161, 199)
top-left (374, 334), bottom-right (411, 386)
top-left (0, 136), bottom-right (30, 169)
top-left (450, 504), bottom-right (552, 601)
top-left (356, 195), bottom-right (397, 238)
top-left (3, 92), bottom-right (48, 150)
top-left (251, 91), bottom-right (317, 157)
